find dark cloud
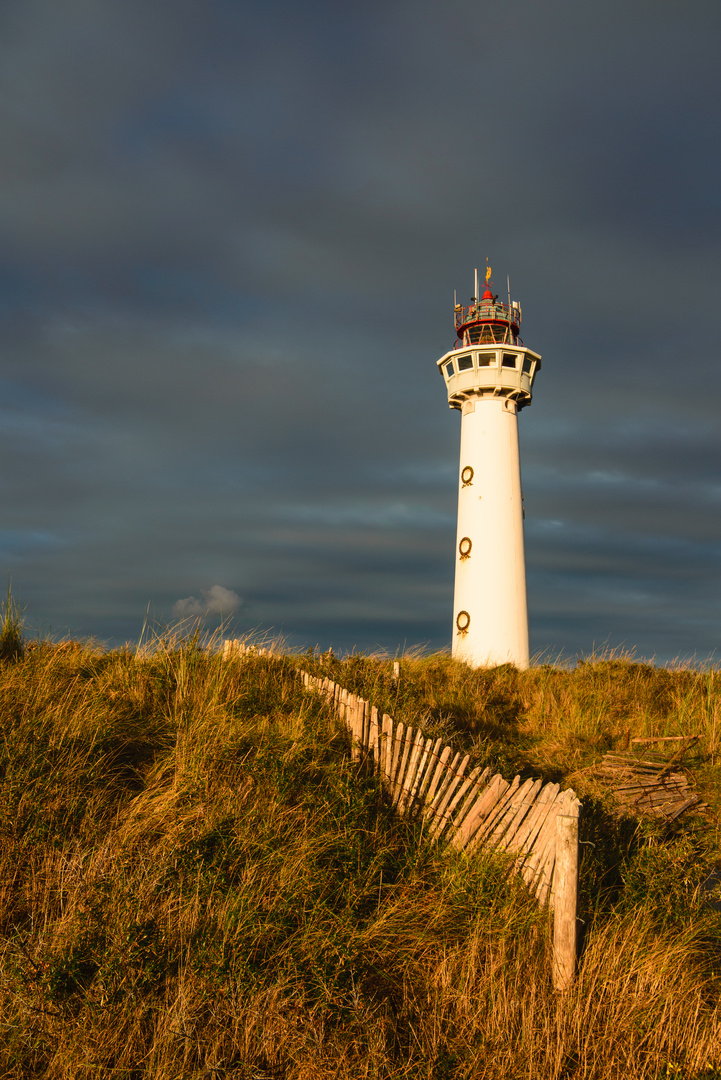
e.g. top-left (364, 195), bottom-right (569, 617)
top-left (1, 0), bottom-right (720, 660)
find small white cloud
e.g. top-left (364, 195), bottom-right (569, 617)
top-left (173, 585), bottom-right (242, 619)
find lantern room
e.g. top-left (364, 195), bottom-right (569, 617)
top-left (454, 270), bottom-right (521, 347)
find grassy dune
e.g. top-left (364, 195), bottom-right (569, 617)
top-left (1, 636), bottom-right (720, 1078)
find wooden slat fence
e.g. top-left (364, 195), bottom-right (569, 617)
top-left (223, 639), bottom-right (276, 658)
top-left (301, 669), bottom-right (581, 990)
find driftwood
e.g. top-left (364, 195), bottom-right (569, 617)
top-left (599, 740), bottom-right (706, 820)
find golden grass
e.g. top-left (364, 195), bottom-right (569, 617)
top-left (0, 638), bottom-right (719, 1078)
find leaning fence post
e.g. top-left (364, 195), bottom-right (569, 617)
top-left (552, 801), bottom-right (580, 991)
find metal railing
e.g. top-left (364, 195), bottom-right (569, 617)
top-left (454, 299), bottom-right (521, 331)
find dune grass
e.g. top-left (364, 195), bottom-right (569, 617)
top-left (0, 635), bottom-right (720, 1078)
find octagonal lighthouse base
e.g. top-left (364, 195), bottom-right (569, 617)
top-left (452, 395), bottom-right (529, 669)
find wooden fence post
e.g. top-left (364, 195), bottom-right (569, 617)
top-left (552, 802), bottom-right (580, 991)
top-left (369, 705), bottom-right (379, 768)
top-left (351, 696), bottom-right (362, 762)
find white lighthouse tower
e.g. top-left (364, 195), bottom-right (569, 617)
top-left (438, 265), bottom-right (541, 669)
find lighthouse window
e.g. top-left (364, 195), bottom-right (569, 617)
top-left (457, 355), bottom-right (473, 371)
top-left (522, 357), bottom-right (533, 375)
top-left (445, 361), bottom-right (455, 377)
top-left (477, 352), bottom-right (496, 367)
top-left (502, 353), bottom-right (517, 368)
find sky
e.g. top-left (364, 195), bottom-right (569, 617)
top-left (2, 0), bottom-right (721, 662)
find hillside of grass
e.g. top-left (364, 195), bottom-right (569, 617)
top-left (1, 637), bottom-right (721, 1079)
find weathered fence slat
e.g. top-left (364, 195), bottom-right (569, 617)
top-left (379, 717), bottom-right (390, 786)
top-left (509, 782), bottom-right (559, 859)
top-left (519, 805), bottom-right (559, 888)
top-left (389, 724), bottom-right (406, 803)
top-left (457, 766), bottom-right (491, 814)
top-left (390, 721), bottom-right (405, 796)
top-left (423, 745), bottom-right (453, 812)
top-left (369, 705), bottom-right (379, 764)
top-left (487, 777), bottom-right (538, 849)
top-left (399, 730), bottom-right (426, 813)
top-left (360, 698), bottom-right (368, 753)
top-left (449, 766), bottom-right (492, 836)
top-left (427, 750), bottom-right (462, 823)
top-left (408, 737), bottom-right (434, 808)
top-left (393, 726), bottom-right (415, 806)
top-left (379, 715), bottom-right (391, 783)
top-left (534, 842), bottom-right (557, 906)
top-left (453, 774), bottom-right (508, 850)
top-left (429, 752), bottom-right (471, 838)
top-left (498, 778), bottom-right (543, 851)
top-left (415, 738), bottom-right (443, 806)
top-left (428, 754), bottom-right (470, 839)
top-left (392, 724), bottom-right (412, 803)
top-left (521, 793), bottom-right (572, 891)
top-left (470, 775), bottom-right (522, 850)
top-left (351, 696), bottom-right (362, 763)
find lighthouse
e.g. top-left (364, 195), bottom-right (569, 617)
top-left (438, 265), bottom-right (541, 669)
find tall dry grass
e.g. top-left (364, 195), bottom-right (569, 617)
top-left (317, 650), bottom-right (721, 802)
top-left (0, 637), bottom-right (720, 1078)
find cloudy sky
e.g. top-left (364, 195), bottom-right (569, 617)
top-left (2, 0), bottom-right (720, 662)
